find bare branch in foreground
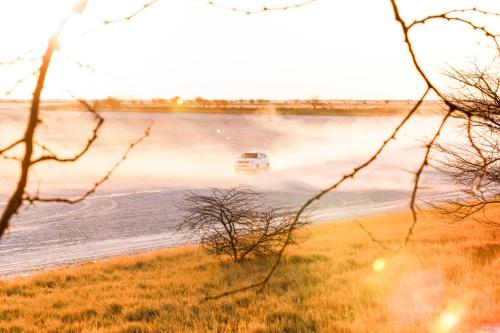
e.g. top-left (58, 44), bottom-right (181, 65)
top-left (31, 99), bottom-right (104, 165)
top-left (0, 55), bottom-right (41, 66)
top-left (404, 110), bottom-right (452, 245)
top-left (24, 122), bottom-right (153, 205)
top-left (0, 0), bottom-right (150, 239)
top-left (59, 53), bottom-right (96, 73)
top-left (205, 0), bottom-right (500, 300)
top-left (0, 139), bottom-right (24, 156)
top-left (201, 0), bottom-right (319, 15)
top-left (2, 0), bottom-right (496, 302)
top-left (429, 64), bottom-right (499, 224)
top-left (408, 11), bottom-right (500, 54)
top-left (80, 0), bottom-right (160, 37)
top-left (0, 5), bottom-right (73, 237)
top-left (205, 88), bottom-right (431, 299)
top-left (355, 221), bottom-right (394, 251)
top-left (3, 69), bottom-right (39, 96)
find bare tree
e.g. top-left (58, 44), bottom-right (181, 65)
top-left (194, 96), bottom-right (208, 109)
top-left (170, 96), bottom-right (182, 105)
top-left (177, 187), bottom-right (309, 262)
top-left (308, 95), bottom-right (322, 110)
top-left (95, 96), bottom-right (123, 108)
top-left (432, 64), bottom-right (500, 225)
top-left (151, 98), bottom-right (168, 106)
top-left (213, 99), bottom-right (230, 109)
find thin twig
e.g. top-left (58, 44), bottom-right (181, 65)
top-left (25, 123), bottom-right (153, 204)
top-left (31, 99), bottom-right (104, 164)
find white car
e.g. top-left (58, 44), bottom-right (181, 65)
top-left (235, 151), bottom-right (270, 172)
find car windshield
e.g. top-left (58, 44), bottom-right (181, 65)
top-left (241, 153), bottom-right (258, 158)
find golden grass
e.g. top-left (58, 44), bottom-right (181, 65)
top-left (0, 208), bottom-right (498, 332)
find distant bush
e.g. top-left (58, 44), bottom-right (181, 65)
top-left (177, 187), bottom-right (309, 262)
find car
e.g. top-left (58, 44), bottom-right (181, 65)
top-left (235, 151), bottom-right (270, 172)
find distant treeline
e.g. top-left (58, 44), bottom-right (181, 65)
top-left (1, 97), bottom-right (443, 116)
top-left (91, 96), bottom-right (439, 109)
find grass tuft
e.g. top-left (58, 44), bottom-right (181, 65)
top-left (61, 309), bottom-right (97, 323)
top-left (124, 307), bottom-right (160, 322)
top-left (471, 243), bottom-right (500, 265)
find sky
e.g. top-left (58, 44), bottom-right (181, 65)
top-left (0, 0), bottom-right (498, 100)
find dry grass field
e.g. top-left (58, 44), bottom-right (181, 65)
top-left (0, 208), bottom-right (498, 332)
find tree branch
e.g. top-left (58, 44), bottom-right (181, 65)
top-left (24, 122), bottom-right (153, 205)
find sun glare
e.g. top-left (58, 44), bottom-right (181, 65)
top-left (433, 305), bottom-right (465, 333)
top-left (372, 258), bottom-right (386, 272)
top-left (436, 312), bottom-right (459, 332)
top-left (176, 98), bottom-right (184, 106)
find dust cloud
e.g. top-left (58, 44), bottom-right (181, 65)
top-left (0, 108), bottom-right (466, 276)
top-left (1, 109), bottom-right (463, 199)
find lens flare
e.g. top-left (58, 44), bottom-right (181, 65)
top-left (437, 312), bottom-right (459, 332)
top-left (372, 258), bottom-right (386, 272)
top-left (472, 325), bottom-right (500, 333)
top-left (433, 305), bottom-right (465, 333)
top-left (176, 98), bottom-right (184, 106)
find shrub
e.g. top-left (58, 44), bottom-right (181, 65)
top-left (177, 187), bottom-right (309, 262)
